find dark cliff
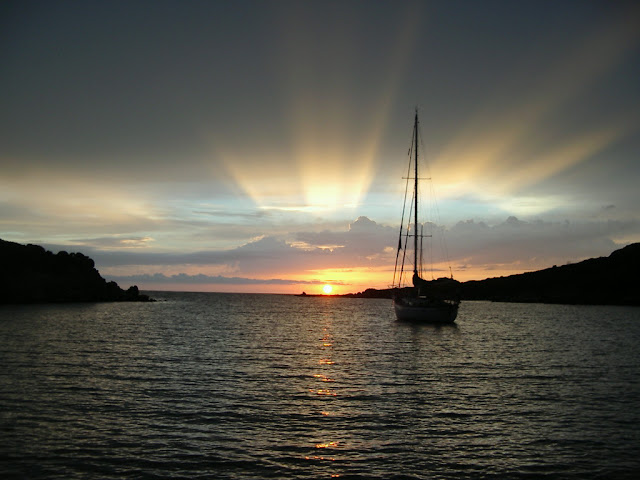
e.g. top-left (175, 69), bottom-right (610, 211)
top-left (344, 243), bottom-right (639, 306)
top-left (0, 239), bottom-right (153, 304)
top-left (460, 243), bottom-right (639, 305)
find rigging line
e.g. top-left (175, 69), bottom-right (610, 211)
top-left (426, 224), bottom-right (434, 280)
top-left (394, 121), bottom-right (418, 288)
top-left (413, 111), bottom-right (419, 277)
top-left (393, 141), bottom-right (415, 287)
top-left (417, 110), bottom-right (455, 279)
top-left (420, 224), bottom-right (424, 277)
top-left (416, 115), bottom-right (432, 182)
top-left (407, 113), bottom-right (416, 159)
top-left (399, 189), bottom-right (414, 287)
top-left (430, 176), bottom-right (454, 276)
top-left (429, 221), bottom-right (434, 280)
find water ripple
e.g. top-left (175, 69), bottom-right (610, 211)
top-left (1, 295), bottom-right (640, 479)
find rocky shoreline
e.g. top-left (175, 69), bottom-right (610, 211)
top-left (0, 239), bottom-right (154, 304)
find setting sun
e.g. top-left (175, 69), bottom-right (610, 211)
top-left (322, 284), bottom-right (333, 294)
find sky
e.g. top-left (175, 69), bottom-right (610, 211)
top-left (1, 0), bottom-right (639, 294)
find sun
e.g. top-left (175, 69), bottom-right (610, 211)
top-left (322, 284), bottom-right (333, 294)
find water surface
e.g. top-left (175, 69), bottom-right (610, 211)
top-left (1, 294), bottom-right (639, 479)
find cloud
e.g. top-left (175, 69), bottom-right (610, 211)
top-left (191, 208), bottom-right (270, 220)
top-left (38, 217), bottom-right (396, 280)
top-left (71, 236), bottom-right (155, 249)
top-left (104, 273), bottom-right (317, 285)
top-left (37, 212), bottom-right (639, 286)
top-left (295, 216), bottom-right (396, 255)
top-left (446, 216), bottom-right (640, 272)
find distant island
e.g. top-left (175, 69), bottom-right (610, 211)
top-left (0, 239), bottom-right (154, 304)
top-left (342, 243), bottom-right (640, 306)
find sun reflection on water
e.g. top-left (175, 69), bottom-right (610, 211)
top-left (316, 441), bottom-right (340, 449)
top-left (305, 317), bottom-right (344, 472)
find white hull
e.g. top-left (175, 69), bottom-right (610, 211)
top-left (393, 299), bottom-right (459, 323)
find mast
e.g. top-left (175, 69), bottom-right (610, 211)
top-left (413, 109), bottom-right (419, 277)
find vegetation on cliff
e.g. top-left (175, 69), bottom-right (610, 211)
top-left (460, 242), bottom-right (638, 305)
top-left (0, 239), bottom-right (153, 304)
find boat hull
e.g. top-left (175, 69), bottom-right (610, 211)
top-left (393, 299), bottom-right (459, 323)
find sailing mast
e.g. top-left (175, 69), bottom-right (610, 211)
top-left (392, 110), bottom-right (460, 323)
top-left (413, 110), bottom-right (419, 278)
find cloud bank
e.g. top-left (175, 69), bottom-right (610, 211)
top-left (36, 214), bottom-right (640, 293)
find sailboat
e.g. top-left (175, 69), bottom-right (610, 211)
top-left (392, 110), bottom-right (460, 323)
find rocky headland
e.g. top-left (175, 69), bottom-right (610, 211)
top-left (344, 243), bottom-right (640, 306)
top-left (0, 239), bottom-right (154, 304)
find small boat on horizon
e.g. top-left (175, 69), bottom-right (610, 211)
top-left (391, 110), bottom-right (460, 323)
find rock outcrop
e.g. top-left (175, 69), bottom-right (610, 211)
top-left (0, 239), bottom-right (154, 304)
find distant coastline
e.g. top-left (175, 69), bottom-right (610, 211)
top-left (0, 239), bottom-right (154, 304)
top-left (338, 243), bottom-right (639, 306)
top-left (3, 238), bottom-right (637, 306)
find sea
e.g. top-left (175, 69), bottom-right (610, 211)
top-left (1, 292), bottom-right (639, 479)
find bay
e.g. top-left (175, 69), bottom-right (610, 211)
top-left (1, 293), bottom-right (639, 479)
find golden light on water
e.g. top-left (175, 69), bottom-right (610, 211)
top-left (309, 388), bottom-right (337, 396)
top-left (306, 318), bottom-right (341, 465)
top-left (316, 441), bottom-right (340, 449)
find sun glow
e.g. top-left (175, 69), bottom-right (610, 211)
top-left (322, 284), bottom-right (333, 294)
